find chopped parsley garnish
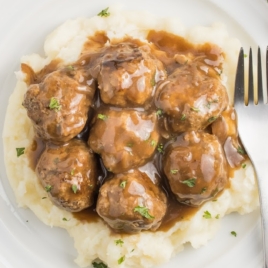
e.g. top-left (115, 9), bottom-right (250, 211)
top-left (126, 142), bottom-right (133, 147)
top-left (150, 140), bottom-right (157, 147)
top-left (97, 7), bottom-right (110, 17)
top-left (170, 169), bottom-right (178, 175)
top-left (157, 143), bottom-right (164, 154)
top-left (156, 109), bottom-right (163, 116)
top-left (244, 54), bottom-right (248, 58)
top-left (201, 187), bottom-right (207, 194)
top-left (134, 206), bottom-right (154, 219)
top-left (53, 157), bottom-right (59, 165)
top-left (180, 113), bottom-right (186, 121)
top-left (97, 114), bottom-right (108, 120)
top-left (151, 78), bottom-right (156, 87)
top-left (206, 99), bottom-right (219, 109)
top-left (62, 218), bottom-right (69, 221)
top-left (67, 65), bottom-right (74, 70)
top-left (115, 239), bottom-right (124, 246)
top-left (41, 197), bottom-right (47, 199)
top-left (181, 178), bottom-right (196, 187)
top-left (49, 97), bottom-right (61, 111)
top-left (203, 211), bottom-right (212, 219)
top-left (120, 181), bottom-right (127, 189)
top-left (242, 163), bottom-right (247, 169)
top-left (190, 106), bottom-right (199, 112)
top-left (208, 116), bottom-right (217, 123)
top-left (118, 255), bottom-right (125, 265)
top-left (72, 184), bottom-right (78, 194)
top-left (231, 231), bottom-right (237, 237)
top-left (212, 199), bottom-right (217, 202)
top-left (16, 147), bottom-right (25, 157)
top-left (70, 169), bottom-right (75, 175)
top-left (45, 185), bottom-right (52, 192)
top-left (237, 146), bottom-right (246, 155)
top-left (92, 262), bottom-right (108, 268)
top-left (215, 214), bottom-right (220, 219)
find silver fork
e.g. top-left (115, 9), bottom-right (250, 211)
top-left (234, 46), bottom-right (268, 268)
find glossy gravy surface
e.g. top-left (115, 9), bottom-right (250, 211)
top-left (26, 30), bottom-right (245, 232)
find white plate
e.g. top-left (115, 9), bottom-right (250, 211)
top-left (0, 0), bottom-right (267, 267)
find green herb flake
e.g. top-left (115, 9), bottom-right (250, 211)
top-left (118, 255), bottom-right (125, 265)
top-left (49, 97), bottom-right (61, 111)
top-left (45, 185), bottom-right (52, 192)
top-left (206, 99), bottom-right (219, 109)
top-left (242, 163), bottom-right (247, 169)
top-left (156, 109), bottom-right (163, 116)
top-left (190, 106), bottom-right (199, 112)
top-left (41, 197), bottom-right (47, 199)
top-left (16, 147), bottom-right (25, 157)
top-left (157, 143), bottom-right (164, 154)
top-left (203, 210), bottom-right (212, 219)
top-left (120, 181), bottom-right (127, 189)
top-left (97, 7), bottom-right (110, 17)
top-left (231, 231), bottom-right (237, 237)
top-left (70, 169), bottom-right (75, 175)
top-left (215, 214), bottom-right (220, 219)
top-left (53, 157), bottom-right (59, 165)
top-left (134, 206), bottom-right (155, 219)
top-left (150, 140), bottom-right (157, 147)
top-left (151, 78), bottom-right (156, 87)
top-left (201, 187), bottom-right (207, 194)
top-left (62, 217), bottom-right (69, 221)
top-left (131, 249), bottom-right (135, 252)
top-left (244, 54), bottom-right (248, 58)
top-left (181, 178), bottom-right (196, 188)
top-left (218, 69), bottom-right (223, 76)
top-left (208, 116), bottom-right (217, 123)
top-left (92, 262), bottom-right (108, 268)
top-left (126, 142), bottom-right (134, 148)
top-left (237, 146), bottom-right (246, 155)
top-left (212, 199), bottom-right (217, 202)
top-left (67, 65), bottom-right (74, 70)
top-left (115, 239), bottom-right (124, 247)
top-left (170, 169), bottom-right (178, 175)
top-left (97, 114), bottom-right (108, 120)
top-left (72, 184), bottom-right (78, 194)
top-left (180, 113), bottom-right (186, 121)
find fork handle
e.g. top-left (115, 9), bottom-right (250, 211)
top-left (253, 160), bottom-right (268, 268)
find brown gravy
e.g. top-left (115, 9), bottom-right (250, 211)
top-left (26, 30), bottom-right (246, 233)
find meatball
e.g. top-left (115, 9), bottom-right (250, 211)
top-left (91, 42), bottom-right (166, 108)
top-left (89, 109), bottom-right (160, 173)
top-left (211, 107), bottom-right (246, 168)
top-left (211, 106), bottom-right (237, 144)
top-left (96, 169), bottom-right (167, 233)
top-left (163, 131), bottom-right (228, 206)
top-left (155, 63), bottom-right (228, 133)
top-left (23, 66), bottom-right (96, 143)
top-left (36, 139), bottom-right (98, 212)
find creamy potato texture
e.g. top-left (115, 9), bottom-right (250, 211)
top-left (3, 7), bottom-right (259, 268)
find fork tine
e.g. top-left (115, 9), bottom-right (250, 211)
top-left (248, 48), bottom-right (254, 106)
top-left (266, 46), bottom-right (268, 99)
top-left (257, 47), bottom-right (264, 104)
top-left (234, 48), bottom-right (244, 106)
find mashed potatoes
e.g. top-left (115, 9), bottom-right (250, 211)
top-left (3, 7), bottom-right (259, 268)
